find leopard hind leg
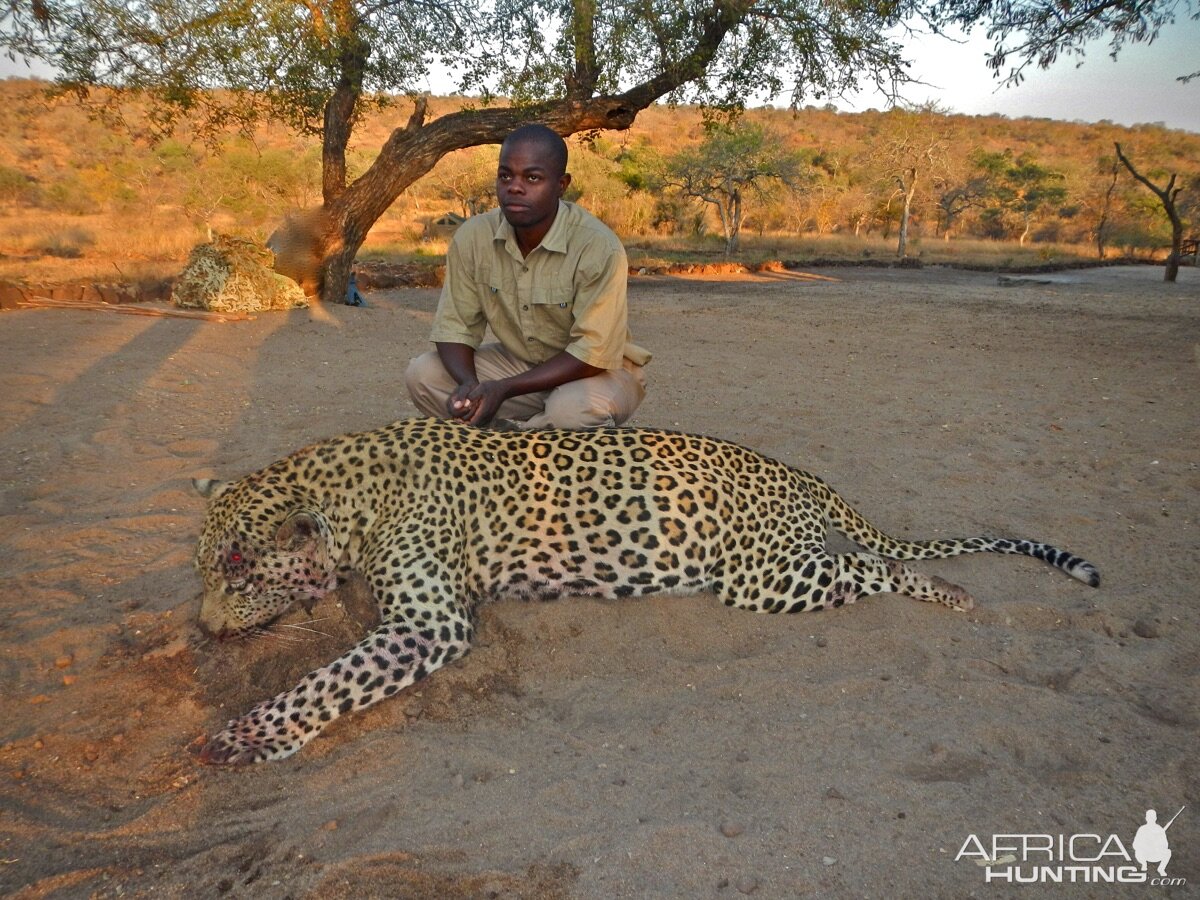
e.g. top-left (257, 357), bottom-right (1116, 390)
top-left (822, 552), bottom-right (975, 611)
top-left (719, 548), bottom-right (974, 614)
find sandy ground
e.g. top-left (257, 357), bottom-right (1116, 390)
top-left (1, 264), bottom-right (1197, 899)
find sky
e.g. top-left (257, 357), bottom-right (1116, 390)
top-left (4, 15), bottom-right (1197, 133)
top-left (836, 20), bottom-right (1200, 132)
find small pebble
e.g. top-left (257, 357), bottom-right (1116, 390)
top-left (33, 739), bottom-right (44, 750)
top-left (735, 876), bottom-right (759, 894)
top-left (55, 655), bottom-right (73, 669)
top-left (62, 675), bottom-right (76, 686)
top-left (322, 819), bottom-right (339, 831)
top-left (825, 787), bottom-right (846, 800)
top-left (720, 821), bottom-right (744, 838)
top-left (822, 856), bottom-right (837, 866)
top-left (814, 636), bottom-right (828, 648)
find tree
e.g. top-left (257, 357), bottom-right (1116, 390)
top-left (1115, 142), bottom-right (1188, 282)
top-left (659, 123), bottom-right (808, 255)
top-left (2, 0), bottom-right (915, 302)
top-left (1092, 155), bottom-right (1122, 260)
top-left (866, 104), bottom-right (953, 258)
top-left (997, 153), bottom-right (1067, 246)
top-left (427, 147), bottom-right (498, 219)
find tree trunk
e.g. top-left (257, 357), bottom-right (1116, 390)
top-left (309, 93), bottom-right (652, 303)
top-left (726, 188), bottom-right (742, 255)
top-left (897, 182), bottom-right (914, 258)
top-left (1166, 224), bottom-right (1182, 282)
top-left (1096, 160), bottom-right (1119, 260)
top-left (1114, 142), bottom-right (1184, 284)
top-left (299, 0), bottom-right (751, 303)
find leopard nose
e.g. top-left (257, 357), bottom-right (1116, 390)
top-left (198, 590), bottom-right (237, 638)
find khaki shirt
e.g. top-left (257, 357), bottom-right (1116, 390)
top-left (431, 202), bottom-right (651, 370)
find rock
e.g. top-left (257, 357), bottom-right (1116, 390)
top-left (720, 821), bottom-right (745, 838)
top-left (1132, 618), bottom-right (1161, 639)
top-left (172, 235), bottom-right (308, 313)
top-left (823, 856), bottom-right (837, 866)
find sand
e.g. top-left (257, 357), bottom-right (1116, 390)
top-left (1, 264), bottom-right (1197, 898)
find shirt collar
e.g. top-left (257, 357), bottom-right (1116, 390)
top-left (492, 201), bottom-right (571, 256)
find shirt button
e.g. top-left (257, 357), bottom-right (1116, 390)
top-left (522, 305), bottom-right (529, 310)
top-left (527, 336), bottom-right (535, 342)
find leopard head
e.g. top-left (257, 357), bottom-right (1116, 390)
top-left (193, 477), bottom-right (339, 639)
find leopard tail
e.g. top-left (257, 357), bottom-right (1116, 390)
top-left (810, 477), bottom-right (1101, 588)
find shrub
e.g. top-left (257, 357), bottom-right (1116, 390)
top-left (38, 226), bottom-right (95, 258)
top-left (0, 165), bottom-right (38, 205)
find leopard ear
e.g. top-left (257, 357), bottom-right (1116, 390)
top-left (276, 510), bottom-right (326, 552)
top-left (193, 478), bottom-right (227, 500)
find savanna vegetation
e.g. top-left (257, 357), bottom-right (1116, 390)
top-left (0, 77), bottom-right (1196, 288)
top-left (5, 0), bottom-right (1197, 297)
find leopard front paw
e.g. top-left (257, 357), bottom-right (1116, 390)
top-left (198, 703), bottom-right (308, 765)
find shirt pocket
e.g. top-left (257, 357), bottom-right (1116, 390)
top-left (530, 280), bottom-right (575, 337)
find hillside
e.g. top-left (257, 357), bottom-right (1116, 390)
top-left (1, 78), bottom-right (1197, 285)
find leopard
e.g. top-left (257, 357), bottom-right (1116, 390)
top-left (192, 417), bottom-right (1099, 765)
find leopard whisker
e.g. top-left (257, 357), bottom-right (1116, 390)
top-left (259, 626), bottom-right (317, 644)
top-left (276, 622), bottom-right (333, 638)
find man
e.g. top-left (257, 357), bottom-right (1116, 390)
top-left (405, 124), bottom-right (650, 429)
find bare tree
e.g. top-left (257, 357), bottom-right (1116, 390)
top-left (867, 104), bottom-right (952, 258)
top-left (1115, 142), bottom-right (1187, 282)
top-left (1093, 155), bottom-right (1121, 260)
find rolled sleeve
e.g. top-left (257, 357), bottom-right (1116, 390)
top-left (565, 242), bottom-right (629, 370)
top-left (430, 236), bottom-right (487, 348)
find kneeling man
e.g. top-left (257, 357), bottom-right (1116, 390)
top-left (406, 124), bottom-right (650, 429)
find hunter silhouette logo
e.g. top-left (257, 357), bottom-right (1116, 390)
top-left (1133, 807), bottom-right (1183, 877)
top-left (956, 806), bottom-right (1187, 886)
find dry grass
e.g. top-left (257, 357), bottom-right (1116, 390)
top-left (624, 232), bottom-right (1107, 269)
top-left (0, 208), bottom-right (203, 283)
top-left (0, 207), bottom-right (1142, 288)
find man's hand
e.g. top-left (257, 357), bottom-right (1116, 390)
top-left (455, 380), bottom-right (510, 426)
top-left (447, 378), bottom-right (480, 419)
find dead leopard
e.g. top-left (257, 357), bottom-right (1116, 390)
top-left (192, 417), bottom-right (1099, 764)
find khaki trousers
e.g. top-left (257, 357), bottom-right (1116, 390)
top-left (405, 343), bottom-right (646, 429)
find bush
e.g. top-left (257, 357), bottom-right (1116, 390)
top-left (41, 174), bottom-right (93, 215)
top-left (0, 165), bottom-right (38, 205)
top-left (38, 226), bottom-right (95, 258)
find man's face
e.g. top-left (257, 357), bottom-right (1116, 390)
top-left (496, 139), bottom-right (570, 232)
